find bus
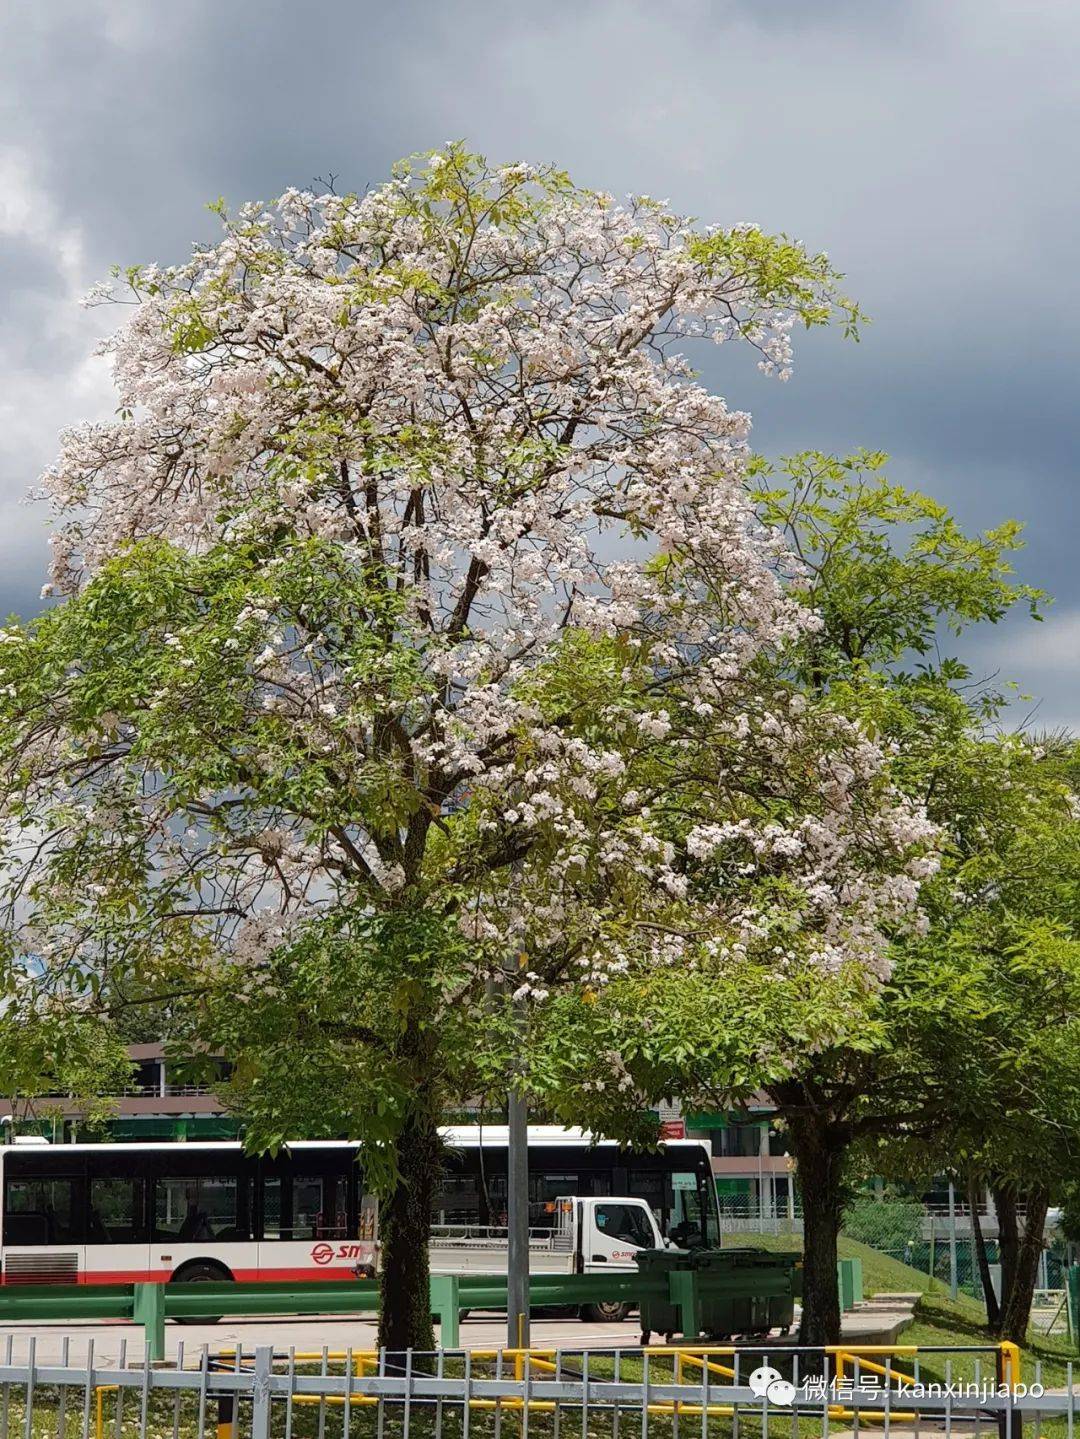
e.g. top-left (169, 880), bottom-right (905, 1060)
top-left (0, 1126), bottom-right (719, 1297)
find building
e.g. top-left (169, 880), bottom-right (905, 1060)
top-left (689, 1107), bottom-right (797, 1218)
top-left (0, 1044), bottom-right (238, 1142)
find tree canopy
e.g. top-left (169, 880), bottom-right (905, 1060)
top-left (1, 148), bottom-right (1068, 1355)
top-left (0, 148), bottom-right (915, 1350)
top-left (525, 457), bottom-right (1055, 1343)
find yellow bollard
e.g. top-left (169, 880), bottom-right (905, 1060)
top-left (999, 1341), bottom-right (1022, 1390)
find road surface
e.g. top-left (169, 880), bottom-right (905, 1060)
top-left (0, 1313), bottom-right (637, 1365)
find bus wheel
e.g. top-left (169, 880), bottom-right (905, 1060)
top-left (581, 1301), bottom-right (630, 1322)
top-left (171, 1260), bottom-right (232, 1324)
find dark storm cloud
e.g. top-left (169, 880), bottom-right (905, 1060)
top-left (0, 0), bottom-right (1076, 718)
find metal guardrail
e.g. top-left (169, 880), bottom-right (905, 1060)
top-left (0, 1264), bottom-right (803, 1359)
top-left (0, 1274), bottom-right (643, 1360)
top-left (0, 1338), bottom-right (1048, 1439)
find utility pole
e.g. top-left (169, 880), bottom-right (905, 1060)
top-left (757, 1126), bottom-right (766, 1229)
top-left (506, 952), bottom-right (530, 1349)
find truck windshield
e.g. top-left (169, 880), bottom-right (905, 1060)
top-left (593, 1202), bottom-right (655, 1247)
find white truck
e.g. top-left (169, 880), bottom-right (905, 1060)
top-left (429, 1194), bottom-right (666, 1321)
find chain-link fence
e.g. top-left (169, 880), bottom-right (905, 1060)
top-left (715, 1195), bottom-right (803, 1237)
top-left (842, 1197), bottom-right (1068, 1301)
top-left (715, 1191), bottom-right (1070, 1307)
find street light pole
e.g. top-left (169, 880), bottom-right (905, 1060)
top-left (507, 1067), bottom-right (530, 1348)
top-left (507, 954), bottom-right (530, 1349)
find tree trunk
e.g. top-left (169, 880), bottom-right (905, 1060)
top-left (999, 1184), bottom-right (1049, 1347)
top-left (969, 1176), bottom-right (1000, 1330)
top-left (377, 1077), bottom-right (442, 1359)
top-left (788, 1110), bottom-right (848, 1345)
top-left (993, 1183), bottom-right (1019, 1331)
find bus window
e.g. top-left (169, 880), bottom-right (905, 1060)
top-left (625, 1170), bottom-right (664, 1229)
top-left (433, 1173), bottom-right (482, 1226)
top-left (293, 1176), bottom-right (346, 1239)
top-left (260, 1176), bottom-right (284, 1238)
top-left (530, 1174), bottom-right (577, 1230)
top-left (701, 1178), bottom-right (721, 1246)
top-left (4, 1176), bottom-right (79, 1246)
top-left (154, 1175), bottom-right (244, 1242)
top-left (257, 1163), bottom-right (352, 1240)
top-left (89, 1176), bottom-right (145, 1244)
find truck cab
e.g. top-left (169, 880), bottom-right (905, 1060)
top-left (555, 1195), bottom-right (664, 1321)
top-left (555, 1195), bottom-right (664, 1270)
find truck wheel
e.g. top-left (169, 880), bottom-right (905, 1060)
top-left (581, 1301), bottom-right (630, 1322)
top-left (171, 1260), bottom-right (232, 1325)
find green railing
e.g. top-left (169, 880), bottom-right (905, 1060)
top-left (0, 1250), bottom-right (826, 1360)
top-left (0, 1273), bottom-right (644, 1359)
top-left (0, 1261), bottom-right (806, 1360)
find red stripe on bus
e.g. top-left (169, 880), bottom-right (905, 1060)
top-left (60, 1267), bottom-right (369, 1286)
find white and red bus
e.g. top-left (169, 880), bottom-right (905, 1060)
top-left (0, 1127), bottom-right (719, 1290)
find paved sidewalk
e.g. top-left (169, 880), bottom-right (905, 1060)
top-left (0, 1315), bottom-right (637, 1365)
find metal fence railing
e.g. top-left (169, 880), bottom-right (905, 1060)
top-left (0, 1337), bottom-right (1060, 1439)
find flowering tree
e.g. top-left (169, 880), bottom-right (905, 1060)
top-left (0, 149), bottom-right (931, 1348)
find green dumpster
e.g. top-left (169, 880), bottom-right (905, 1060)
top-left (692, 1249), bottom-right (797, 1338)
top-left (792, 1255), bottom-right (804, 1300)
top-left (636, 1248), bottom-right (799, 1342)
top-left (688, 1249), bottom-right (750, 1337)
top-left (740, 1250), bottom-right (800, 1333)
top-left (635, 1248), bottom-right (691, 1343)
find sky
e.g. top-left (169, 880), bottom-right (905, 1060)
top-left (0, 0), bottom-right (1077, 724)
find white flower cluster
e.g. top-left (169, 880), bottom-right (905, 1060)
top-left (9, 155), bottom-right (935, 994)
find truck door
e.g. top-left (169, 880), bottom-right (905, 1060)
top-left (583, 1199), bottom-right (662, 1271)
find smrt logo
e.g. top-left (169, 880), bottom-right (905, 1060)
top-left (310, 1242), bottom-right (371, 1266)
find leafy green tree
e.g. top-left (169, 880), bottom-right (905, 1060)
top-left (753, 449), bottom-right (1042, 688)
top-left (0, 1013), bottom-right (131, 1139)
top-left (745, 457), bottom-right (1056, 1343)
top-left (882, 735), bottom-right (1080, 1343)
top-left (534, 456), bottom-right (1079, 1350)
top-left (529, 455), bottom-right (1047, 1344)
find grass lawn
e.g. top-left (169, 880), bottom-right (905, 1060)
top-left (734, 1231), bottom-right (939, 1297)
top-left (738, 1233), bottom-right (1080, 1393)
top-left (904, 1288), bottom-right (1079, 1385)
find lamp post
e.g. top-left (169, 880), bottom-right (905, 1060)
top-left (507, 952), bottom-right (530, 1349)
